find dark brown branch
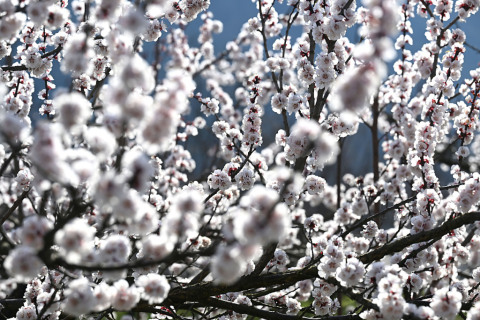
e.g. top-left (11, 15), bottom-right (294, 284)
top-left (341, 193), bottom-right (417, 238)
top-left (359, 211), bottom-right (480, 264)
top-left (166, 210), bottom-right (480, 305)
top-left (1, 46), bottom-right (63, 72)
top-left (0, 190), bottom-right (29, 226)
top-left (278, 4), bottom-right (299, 136)
top-left (189, 263), bottom-right (211, 285)
top-left (250, 241), bottom-right (278, 276)
top-left (371, 95), bottom-right (380, 219)
top-left (339, 0), bottom-right (355, 17)
top-left (167, 265), bottom-right (318, 304)
top-left (461, 227), bottom-right (477, 246)
top-left (203, 144), bottom-right (257, 203)
top-left (41, 45), bottom-right (63, 59)
top-left (257, 0), bottom-right (281, 92)
top-left (336, 139), bottom-right (343, 209)
top-left (87, 67), bottom-right (111, 100)
top-left (398, 238), bottom-right (438, 268)
top-left (279, 4), bottom-right (299, 92)
top-left (292, 38), bottom-right (335, 174)
top-left (197, 297), bottom-right (361, 320)
top-left (429, 16), bottom-right (460, 79)
top-left (340, 183), bottom-right (461, 238)
top-left (329, 277), bottom-right (379, 312)
top-left (0, 150), bottom-right (16, 177)
top-left (307, 30), bottom-right (316, 114)
top-left (419, 0), bottom-right (435, 18)
top-left (1, 65), bottom-right (27, 72)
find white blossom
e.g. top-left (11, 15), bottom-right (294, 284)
top-left (63, 277), bottom-right (96, 316)
top-left (136, 273), bottom-right (170, 304)
top-left (111, 280), bottom-right (140, 311)
top-left (430, 287), bottom-right (462, 320)
top-left (4, 246), bottom-right (44, 282)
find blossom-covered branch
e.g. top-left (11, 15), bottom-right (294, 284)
top-left (1, 0), bottom-right (480, 319)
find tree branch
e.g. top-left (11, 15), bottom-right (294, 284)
top-left (359, 211), bottom-right (480, 264)
top-left (0, 190), bottom-right (29, 226)
top-left (197, 297), bottom-right (361, 320)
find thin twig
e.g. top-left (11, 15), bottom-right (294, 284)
top-left (0, 190), bottom-right (29, 226)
